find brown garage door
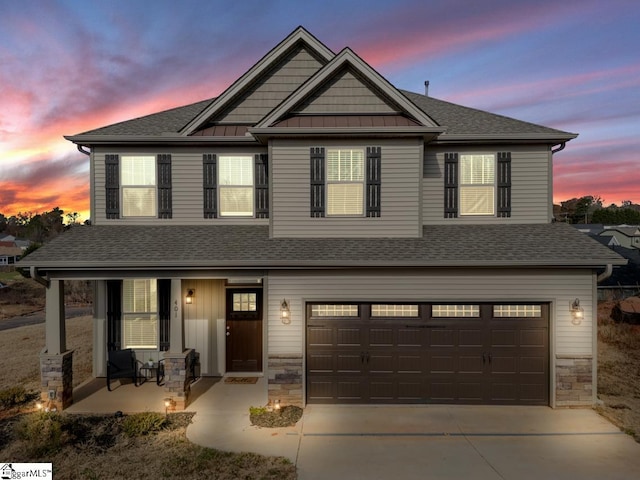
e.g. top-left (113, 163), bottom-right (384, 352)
top-left (306, 303), bottom-right (549, 405)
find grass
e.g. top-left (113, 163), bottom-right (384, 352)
top-left (0, 270), bottom-right (22, 282)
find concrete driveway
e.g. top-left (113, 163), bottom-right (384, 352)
top-left (185, 378), bottom-right (640, 480)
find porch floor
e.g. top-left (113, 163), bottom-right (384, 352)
top-left (66, 375), bottom-right (266, 414)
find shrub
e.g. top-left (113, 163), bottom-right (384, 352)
top-left (122, 412), bottom-right (168, 437)
top-left (15, 412), bottom-right (66, 457)
top-left (0, 385), bottom-right (36, 409)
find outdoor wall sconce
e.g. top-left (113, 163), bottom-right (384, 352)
top-left (185, 289), bottom-right (195, 305)
top-left (280, 299), bottom-right (291, 324)
top-left (570, 298), bottom-right (584, 325)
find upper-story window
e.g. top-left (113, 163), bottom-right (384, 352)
top-left (121, 156), bottom-right (157, 217)
top-left (218, 156), bottom-right (254, 217)
top-left (326, 149), bottom-right (364, 216)
top-left (460, 154), bottom-right (495, 216)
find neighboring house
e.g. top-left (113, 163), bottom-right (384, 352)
top-left (0, 242), bottom-right (22, 265)
top-left (598, 226), bottom-right (640, 249)
top-left (20, 27), bottom-right (624, 411)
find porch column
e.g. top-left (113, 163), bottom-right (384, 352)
top-left (39, 279), bottom-right (73, 410)
top-left (93, 280), bottom-right (107, 377)
top-left (169, 279), bottom-right (184, 353)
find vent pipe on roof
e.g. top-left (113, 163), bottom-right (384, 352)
top-left (424, 80), bottom-right (430, 96)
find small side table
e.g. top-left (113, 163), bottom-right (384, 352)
top-left (139, 362), bottom-right (158, 384)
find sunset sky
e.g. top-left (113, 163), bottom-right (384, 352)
top-left (1, 0), bottom-right (638, 223)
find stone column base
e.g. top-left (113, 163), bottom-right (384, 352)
top-left (268, 354), bottom-right (303, 407)
top-left (39, 350), bottom-right (74, 411)
top-left (555, 355), bottom-right (593, 406)
top-left (162, 349), bottom-right (194, 411)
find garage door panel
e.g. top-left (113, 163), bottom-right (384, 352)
top-left (307, 352), bottom-right (333, 372)
top-left (520, 329), bottom-right (546, 347)
top-left (491, 329), bottom-right (517, 347)
top-left (459, 355), bottom-right (484, 374)
top-left (398, 354), bottom-right (424, 373)
top-left (520, 356), bottom-right (546, 374)
top-left (430, 354), bottom-right (456, 373)
top-left (398, 328), bottom-right (424, 347)
top-left (337, 378), bottom-right (366, 401)
top-left (490, 355), bottom-right (517, 374)
top-left (337, 328), bottom-right (364, 346)
top-left (429, 329), bottom-right (455, 347)
top-left (337, 353), bottom-right (364, 373)
top-left (368, 353), bottom-right (394, 373)
top-left (369, 328), bottom-right (394, 347)
top-left (307, 327), bottom-right (334, 347)
top-left (459, 329), bottom-right (484, 347)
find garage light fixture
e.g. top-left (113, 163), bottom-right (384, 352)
top-left (570, 298), bottom-right (584, 325)
top-left (280, 299), bottom-right (291, 324)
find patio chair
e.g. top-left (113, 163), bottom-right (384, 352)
top-left (107, 349), bottom-right (139, 391)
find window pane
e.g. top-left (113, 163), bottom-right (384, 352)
top-left (371, 305), bottom-right (419, 317)
top-left (494, 305), bottom-right (542, 317)
top-left (460, 155), bottom-right (494, 185)
top-left (122, 187), bottom-right (157, 217)
top-left (123, 314), bottom-right (158, 349)
top-left (220, 187), bottom-right (254, 216)
top-left (432, 305), bottom-right (480, 317)
top-left (122, 156), bottom-right (156, 186)
top-left (460, 186), bottom-right (494, 215)
top-left (219, 156), bottom-right (253, 186)
top-left (327, 149), bottom-right (364, 181)
top-left (311, 305), bottom-right (359, 317)
top-left (233, 293), bottom-right (257, 311)
top-left (327, 183), bottom-right (363, 215)
top-left (123, 279), bottom-right (157, 313)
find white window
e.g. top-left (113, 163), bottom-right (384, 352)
top-left (432, 304), bottom-right (480, 318)
top-left (123, 279), bottom-right (158, 349)
top-left (311, 304), bottom-right (359, 317)
top-left (121, 156), bottom-right (156, 217)
top-left (233, 292), bottom-right (257, 312)
top-left (493, 305), bottom-right (542, 317)
top-left (219, 156), bottom-right (254, 216)
top-left (460, 154), bottom-right (495, 216)
top-left (327, 149), bottom-right (364, 216)
top-left (371, 304), bottom-right (419, 317)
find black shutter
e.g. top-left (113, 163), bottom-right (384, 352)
top-left (158, 279), bottom-right (171, 351)
top-left (497, 152), bottom-right (512, 217)
top-left (203, 154), bottom-right (217, 218)
top-left (366, 146), bottom-right (381, 217)
top-left (105, 154), bottom-right (120, 219)
top-left (106, 280), bottom-right (122, 351)
top-left (157, 154), bottom-right (172, 219)
top-left (255, 153), bottom-right (269, 218)
top-left (444, 153), bottom-right (459, 218)
top-left (310, 147), bottom-right (325, 217)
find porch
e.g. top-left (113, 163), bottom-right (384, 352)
top-left (65, 376), bottom-right (267, 414)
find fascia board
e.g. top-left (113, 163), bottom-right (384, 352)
top-left (434, 133), bottom-right (579, 144)
top-left (179, 27), bottom-right (335, 136)
top-left (255, 48), bottom-right (439, 129)
top-left (64, 135), bottom-right (258, 145)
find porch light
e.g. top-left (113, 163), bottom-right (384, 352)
top-left (280, 299), bottom-right (291, 324)
top-left (186, 289), bottom-right (195, 305)
top-left (570, 298), bottom-right (584, 325)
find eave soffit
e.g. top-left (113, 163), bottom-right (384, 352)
top-left (179, 26), bottom-right (335, 135)
top-left (253, 47), bottom-right (440, 130)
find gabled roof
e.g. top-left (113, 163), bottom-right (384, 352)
top-left (20, 223), bottom-right (625, 272)
top-left (179, 26), bottom-right (335, 135)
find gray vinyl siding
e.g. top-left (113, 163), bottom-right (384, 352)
top-left (423, 145), bottom-right (552, 224)
top-left (215, 45), bottom-right (324, 124)
top-left (266, 268), bottom-right (595, 357)
top-left (294, 69), bottom-right (397, 114)
top-left (93, 146), bottom-right (269, 225)
top-left (270, 138), bottom-right (422, 238)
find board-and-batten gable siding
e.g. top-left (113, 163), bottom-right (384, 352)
top-left (270, 138), bottom-right (422, 238)
top-left (266, 268), bottom-right (594, 356)
top-left (422, 145), bottom-right (551, 225)
top-left (293, 69), bottom-right (397, 114)
top-left (92, 147), bottom-right (268, 225)
top-left (215, 45), bottom-right (325, 124)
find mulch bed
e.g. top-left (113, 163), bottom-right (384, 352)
top-left (250, 406), bottom-right (303, 428)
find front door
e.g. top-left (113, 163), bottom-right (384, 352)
top-left (226, 288), bottom-right (262, 372)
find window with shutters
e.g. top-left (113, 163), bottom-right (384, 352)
top-left (326, 149), bottom-right (364, 216)
top-left (459, 154), bottom-right (495, 216)
top-left (122, 279), bottom-right (158, 349)
top-left (219, 156), bottom-right (254, 217)
top-left (121, 156), bottom-right (157, 217)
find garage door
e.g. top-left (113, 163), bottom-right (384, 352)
top-left (306, 303), bottom-right (549, 405)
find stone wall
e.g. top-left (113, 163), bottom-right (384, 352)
top-left (555, 355), bottom-right (594, 406)
top-left (268, 354), bottom-right (303, 407)
top-left (162, 349), bottom-right (194, 411)
top-left (39, 350), bottom-right (74, 411)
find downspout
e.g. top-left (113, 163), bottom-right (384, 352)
top-left (597, 264), bottom-right (613, 283)
top-left (551, 142), bottom-right (566, 154)
top-left (30, 266), bottom-right (50, 288)
top-left (77, 145), bottom-right (91, 156)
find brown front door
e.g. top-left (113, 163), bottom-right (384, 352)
top-left (226, 288), bottom-right (262, 372)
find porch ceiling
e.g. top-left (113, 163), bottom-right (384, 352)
top-left (19, 223), bottom-right (625, 272)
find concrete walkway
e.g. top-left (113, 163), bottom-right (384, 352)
top-left (185, 377), bottom-right (640, 480)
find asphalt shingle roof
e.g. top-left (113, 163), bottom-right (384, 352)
top-left (20, 223), bottom-right (625, 271)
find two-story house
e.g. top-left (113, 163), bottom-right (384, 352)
top-left (20, 27), bottom-right (624, 411)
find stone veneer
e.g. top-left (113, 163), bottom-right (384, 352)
top-left (39, 350), bottom-right (73, 411)
top-left (162, 349), bottom-right (194, 411)
top-left (268, 354), bottom-right (303, 407)
top-left (555, 355), bottom-right (594, 406)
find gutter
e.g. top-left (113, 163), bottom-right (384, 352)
top-left (77, 145), bottom-right (91, 156)
top-left (597, 264), bottom-right (613, 283)
top-left (30, 266), bottom-right (50, 288)
top-left (551, 142), bottom-right (566, 154)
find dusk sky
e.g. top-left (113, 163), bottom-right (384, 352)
top-left (1, 0), bottom-right (638, 223)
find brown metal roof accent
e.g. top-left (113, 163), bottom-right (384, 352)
top-left (273, 115), bottom-right (422, 128)
top-left (190, 125), bottom-right (249, 136)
